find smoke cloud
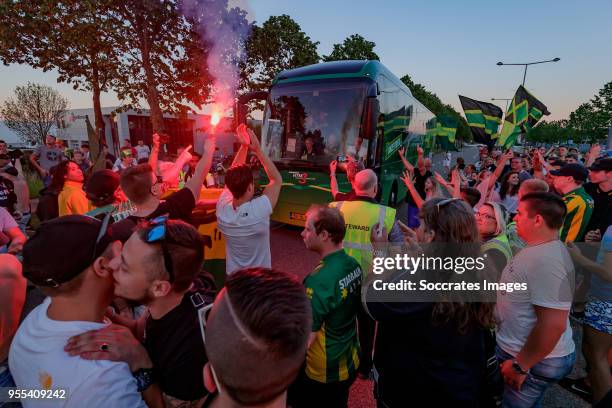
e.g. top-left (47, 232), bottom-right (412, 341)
top-left (180, 0), bottom-right (252, 111)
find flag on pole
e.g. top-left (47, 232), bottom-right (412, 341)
top-left (497, 86), bottom-right (550, 149)
top-left (432, 115), bottom-right (459, 151)
top-left (85, 115), bottom-right (106, 172)
top-left (458, 95), bottom-right (503, 144)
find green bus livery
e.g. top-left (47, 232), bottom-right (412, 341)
top-left (238, 60), bottom-right (435, 226)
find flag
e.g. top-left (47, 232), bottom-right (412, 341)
top-left (433, 115), bottom-right (459, 151)
top-left (497, 86), bottom-right (550, 149)
top-left (459, 95), bottom-right (503, 144)
top-left (85, 115), bottom-right (105, 172)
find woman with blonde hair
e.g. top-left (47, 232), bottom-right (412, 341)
top-left (476, 201), bottom-right (512, 274)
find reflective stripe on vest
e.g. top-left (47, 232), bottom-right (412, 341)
top-left (482, 233), bottom-right (512, 264)
top-left (330, 200), bottom-right (396, 276)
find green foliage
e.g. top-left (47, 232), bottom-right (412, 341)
top-left (241, 15), bottom-right (320, 94)
top-left (525, 120), bottom-right (580, 144)
top-left (323, 34), bottom-right (379, 62)
top-left (400, 74), bottom-right (471, 142)
top-left (0, 83), bottom-right (68, 145)
top-left (567, 81), bottom-right (612, 140)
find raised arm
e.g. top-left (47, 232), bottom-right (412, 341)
top-left (487, 150), bottom-right (512, 196)
top-left (329, 160), bottom-right (340, 198)
top-left (585, 144), bottom-right (601, 167)
top-left (245, 126), bottom-right (282, 208)
top-left (416, 145), bottom-right (425, 172)
top-left (400, 170), bottom-right (424, 209)
top-left (397, 146), bottom-right (414, 173)
top-left (185, 137), bottom-right (216, 201)
top-left (148, 134), bottom-right (160, 175)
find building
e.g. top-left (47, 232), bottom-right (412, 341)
top-left (1, 107), bottom-right (251, 156)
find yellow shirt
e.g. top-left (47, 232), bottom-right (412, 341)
top-left (58, 181), bottom-right (91, 216)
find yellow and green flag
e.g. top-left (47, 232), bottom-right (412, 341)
top-left (431, 115), bottom-right (458, 151)
top-left (459, 95), bottom-right (503, 145)
top-left (497, 86), bottom-right (550, 149)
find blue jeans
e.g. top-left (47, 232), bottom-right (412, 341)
top-left (496, 346), bottom-right (575, 408)
top-left (0, 360), bottom-right (22, 407)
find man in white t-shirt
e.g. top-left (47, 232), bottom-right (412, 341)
top-left (9, 215), bottom-right (160, 408)
top-left (495, 192), bottom-right (576, 407)
top-left (135, 140), bottom-right (151, 161)
top-left (216, 124), bottom-right (282, 274)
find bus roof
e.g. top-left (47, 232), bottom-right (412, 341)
top-left (272, 60), bottom-right (413, 96)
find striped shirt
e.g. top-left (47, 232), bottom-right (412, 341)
top-left (560, 186), bottom-right (594, 242)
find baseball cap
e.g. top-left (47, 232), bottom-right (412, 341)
top-left (85, 170), bottom-right (119, 201)
top-left (588, 158), bottom-right (612, 172)
top-left (549, 163), bottom-right (589, 181)
top-left (22, 215), bottom-right (115, 287)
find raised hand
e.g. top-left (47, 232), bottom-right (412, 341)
top-left (329, 160), bottom-right (337, 175)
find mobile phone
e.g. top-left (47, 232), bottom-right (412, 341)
top-left (160, 134), bottom-right (170, 144)
top-left (337, 155), bottom-right (347, 163)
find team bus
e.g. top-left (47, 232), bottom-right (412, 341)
top-left (236, 60), bottom-right (435, 226)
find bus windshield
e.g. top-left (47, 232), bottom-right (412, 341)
top-left (261, 78), bottom-right (369, 167)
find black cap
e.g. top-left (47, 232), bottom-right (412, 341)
top-left (0, 154), bottom-right (9, 160)
top-left (22, 215), bottom-right (115, 287)
top-left (588, 158), bottom-right (612, 172)
top-left (85, 170), bottom-right (119, 201)
top-left (549, 163), bottom-right (589, 181)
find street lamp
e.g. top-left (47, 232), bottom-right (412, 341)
top-left (496, 58), bottom-right (560, 87)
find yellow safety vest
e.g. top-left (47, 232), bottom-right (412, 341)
top-left (481, 233), bottom-right (512, 266)
top-left (330, 200), bottom-right (396, 276)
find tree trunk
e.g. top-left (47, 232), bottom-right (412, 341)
top-left (137, 20), bottom-right (165, 134)
top-left (91, 63), bottom-right (107, 172)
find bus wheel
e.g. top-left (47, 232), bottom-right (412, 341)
top-left (388, 182), bottom-right (398, 208)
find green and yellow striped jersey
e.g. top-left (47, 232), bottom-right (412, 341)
top-left (560, 186), bottom-right (594, 242)
top-left (304, 250), bottom-right (362, 383)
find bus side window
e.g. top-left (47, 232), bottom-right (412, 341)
top-left (373, 115), bottom-right (385, 167)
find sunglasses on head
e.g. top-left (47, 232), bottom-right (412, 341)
top-left (436, 198), bottom-right (461, 214)
top-left (91, 211), bottom-right (113, 263)
top-left (144, 215), bottom-right (174, 283)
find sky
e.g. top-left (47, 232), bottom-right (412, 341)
top-left (1, 0), bottom-right (611, 122)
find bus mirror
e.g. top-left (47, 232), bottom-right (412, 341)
top-left (362, 97), bottom-right (379, 139)
top-left (234, 91), bottom-right (268, 128)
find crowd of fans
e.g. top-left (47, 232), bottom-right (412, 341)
top-left (0, 126), bottom-right (610, 408)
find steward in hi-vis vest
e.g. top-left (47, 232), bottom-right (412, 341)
top-left (329, 199), bottom-right (395, 276)
top-left (328, 169), bottom-right (402, 379)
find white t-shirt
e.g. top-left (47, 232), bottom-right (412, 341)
top-left (216, 188), bottom-right (273, 274)
top-left (495, 240), bottom-right (575, 358)
top-left (134, 145), bottom-right (151, 161)
top-left (9, 297), bottom-right (147, 408)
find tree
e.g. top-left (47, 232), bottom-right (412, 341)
top-left (323, 34), bottom-right (379, 62)
top-left (0, 0), bottom-right (120, 160)
top-left (241, 15), bottom-right (320, 95)
top-left (525, 120), bottom-right (580, 144)
top-left (1, 83), bottom-right (68, 145)
top-left (567, 81), bottom-right (612, 140)
top-left (400, 74), bottom-right (471, 142)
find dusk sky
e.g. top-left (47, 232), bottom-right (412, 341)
top-left (1, 0), bottom-right (611, 122)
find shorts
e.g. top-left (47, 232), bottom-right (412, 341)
top-left (584, 296), bottom-right (612, 334)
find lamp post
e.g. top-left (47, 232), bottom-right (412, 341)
top-left (491, 98), bottom-right (512, 115)
top-left (496, 58), bottom-right (560, 87)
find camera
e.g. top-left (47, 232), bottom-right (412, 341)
top-left (159, 134), bottom-right (170, 144)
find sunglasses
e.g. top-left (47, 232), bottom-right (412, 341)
top-left (475, 212), bottom-right (496, 222)
top-left (144, 215), bottom-right (175, 283)
top-left (436, 198), bottom-right (461, 214)
top-left (91, 211), bottom-right (113, 263)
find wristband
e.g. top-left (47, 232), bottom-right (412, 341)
top-left (133, 368), bottom-right (155, 392)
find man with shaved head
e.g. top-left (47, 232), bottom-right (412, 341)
top-left (329, 168), bottom-right (402, 379)
top-left (200, 267), bottom-right (311, 408)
